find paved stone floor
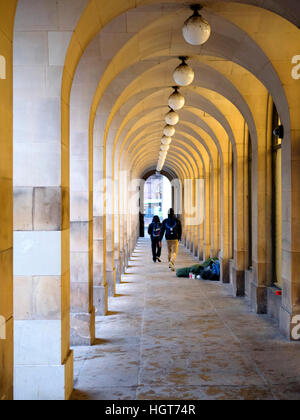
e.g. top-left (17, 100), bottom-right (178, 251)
top-left (72, 239), bottom-right (300, 400)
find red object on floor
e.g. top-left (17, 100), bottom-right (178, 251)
top-left (276, 291), bottom-right (282, 296)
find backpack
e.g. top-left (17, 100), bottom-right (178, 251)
top-left (201, 261), bottom-right (220, 281)
top-left (152, 223), bottom-right (161, 238)
top-left (165, 219), bottom-right (178, 239)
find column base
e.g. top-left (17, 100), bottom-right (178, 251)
top-left (94, 285), bottom-right (108, 316)
top-left (119, 251), bottom-right (125, 274)
top-left (220, 256), bottom-right (230, 284)
top-left (14, 350), bottom-right (73, 401)
top-left (0, 317), bottom-right (13, 400)
top-left (230, 263), bottom-right (245, 297)
top-left (280, 305), bottom-right (300, 341)
top-left (250, 282), bottom-right (267, 314)
top-left (125, 247), bottom-right (129, 269)
top-left (203, 244), bottom-right (211, 261)
top-left (115, 259), bottom-right (121, 285)
top-left (198, 242), bottom-right (204, 261)
top-left (267, 287), bottom-right (282, 322)
top-left (106, 270), bottom-right (115, 297)
top-left (70, 307), bottom-right (95, 346)
top-left (193, 242), bottom-right (198, 257)
top-left (244, 268), bottom-right (253, 299)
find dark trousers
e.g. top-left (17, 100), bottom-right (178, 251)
top-left (151, 238), bottom-right (162, 261)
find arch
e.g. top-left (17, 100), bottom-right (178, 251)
top-left (1, 0), bottom-right (300, 401)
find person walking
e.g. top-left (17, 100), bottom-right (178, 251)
top-left (148, 216), bottom-right (162, 263)
top-left (160, 208), bottom-right (182, 271)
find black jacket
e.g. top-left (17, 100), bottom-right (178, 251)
top-left (160, 217), bottom-right (182, 241)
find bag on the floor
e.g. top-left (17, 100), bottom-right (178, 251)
top-left (176, 258), bottom-right (217, 278)
top-left (176, 265), bottom-right (203, 278)
top-left (201, 260), bottom-right (220, 281)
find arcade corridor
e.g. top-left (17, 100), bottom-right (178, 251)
top-left (72, 240), bottom-right (300, 400)
top-left (0, 0), bottom-right (300, 401)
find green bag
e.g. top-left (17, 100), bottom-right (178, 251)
top-left (176, 258), bottom-right (217, 278)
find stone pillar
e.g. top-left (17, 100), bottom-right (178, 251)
top-left (93, 117), bottom-right (107, 316)
top-left (250, 95), bottom-right (273, 313)
top-left (139, 179), bottom-right (145, 239)
top-left (184, 179), bottom-right (191, 250)
top-left (231, 121), bottom-right (249, 298)
top-left (191, 178), bottom-right (197, 254)
top-left (69, 93), bottom-right (95, 345)
top-left (119, 175), bottom-right (126, 275)
top-left (203, 169), bottom-right (211, 260)
top-left (220, 141), bottom-right (233, 283)
top-left (113, 170), bottom-right (121, 284)
top-left (211, 163), bottom-right (220, 258)
top-left (193, 179), bottom-right (199, 257)
top-left (279, 68), bottom-right (300, 341)
top-left (13, 4), bottom-right (74, 397)
top-left (0, 2), bottom-right (16, 400)
top-left (105, 144), bottom-right (116, 297)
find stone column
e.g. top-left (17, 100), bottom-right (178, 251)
top-left (279, 71), bottom-right (300, 340)
top-left (211, 163), bottom-right (220, 258)
top-left (191, 178), bottom-right (197, 254)
top-left (231, 121), bottom-right (249, 297)
top-left (220, 141), bottom-right (233, 283)
top-left (193, 179), bottom-right (199, 257)
top-left (203, 169), bottom-right (211, 260)
top-left (0, 1), bottom-right (16, 400)
top-left (69, 88), bottom-right (95, 346)
top-left (93, 116), bottom-right (107, 316)
top-left (197, 179), bottom-right (205, 261)
top-left (250, 95), bottom-right (273, 312)
top-left (13, 9), bottom-right (74, 398)
top-left (114, 169), bottom-right (121, 284)
top-left (139, 179), bottom-right (146, 239)
top-left (118, 172), bottom-right (126, 274)
top-left (105, 144), bottom-right (116, 297)
top-left (184, 179), bottom-right (191, 250)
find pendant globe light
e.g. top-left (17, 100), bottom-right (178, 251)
top-left (163, 125), bottom-right (176, 137)
top-left (161, 136), bottom-right (172, 145)
top-left (173, 57), bottom-right (194, 87)
top-left (183, 5), bottom-right (211, 46)
top-left (161, 144), bottom-right (170, 152)
top-left (168, 87), bottom-right (185, 111)
top-left (165, 108), bottom-right (179, 126)
top-left (159, 151), bottom-right (167, 158)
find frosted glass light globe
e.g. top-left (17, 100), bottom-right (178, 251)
top-left (160, 144), bottom-right (170, 152)
top-left (183, 11), bottom-right (211, 46)
top-left (163, 125), bottom-right (176, 137)
top-left (165, 109), bottom-right (179, 126)
top-left (168, 89), bottom-right (185, 111)
top-left (173, 58), bottom-right (194, 87)
top-left (161, 136), bottom-right (172, 145)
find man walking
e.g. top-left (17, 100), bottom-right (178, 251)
top-left (160, 208), bottom-right (182, 271)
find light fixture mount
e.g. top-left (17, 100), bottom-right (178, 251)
top-left (190, 4), bottom-right (203, 14)
top-left (179, 56), bottom-right (189, 64)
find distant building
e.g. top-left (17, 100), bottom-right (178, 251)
top-left (144, 175), bottom-right (172, 231)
